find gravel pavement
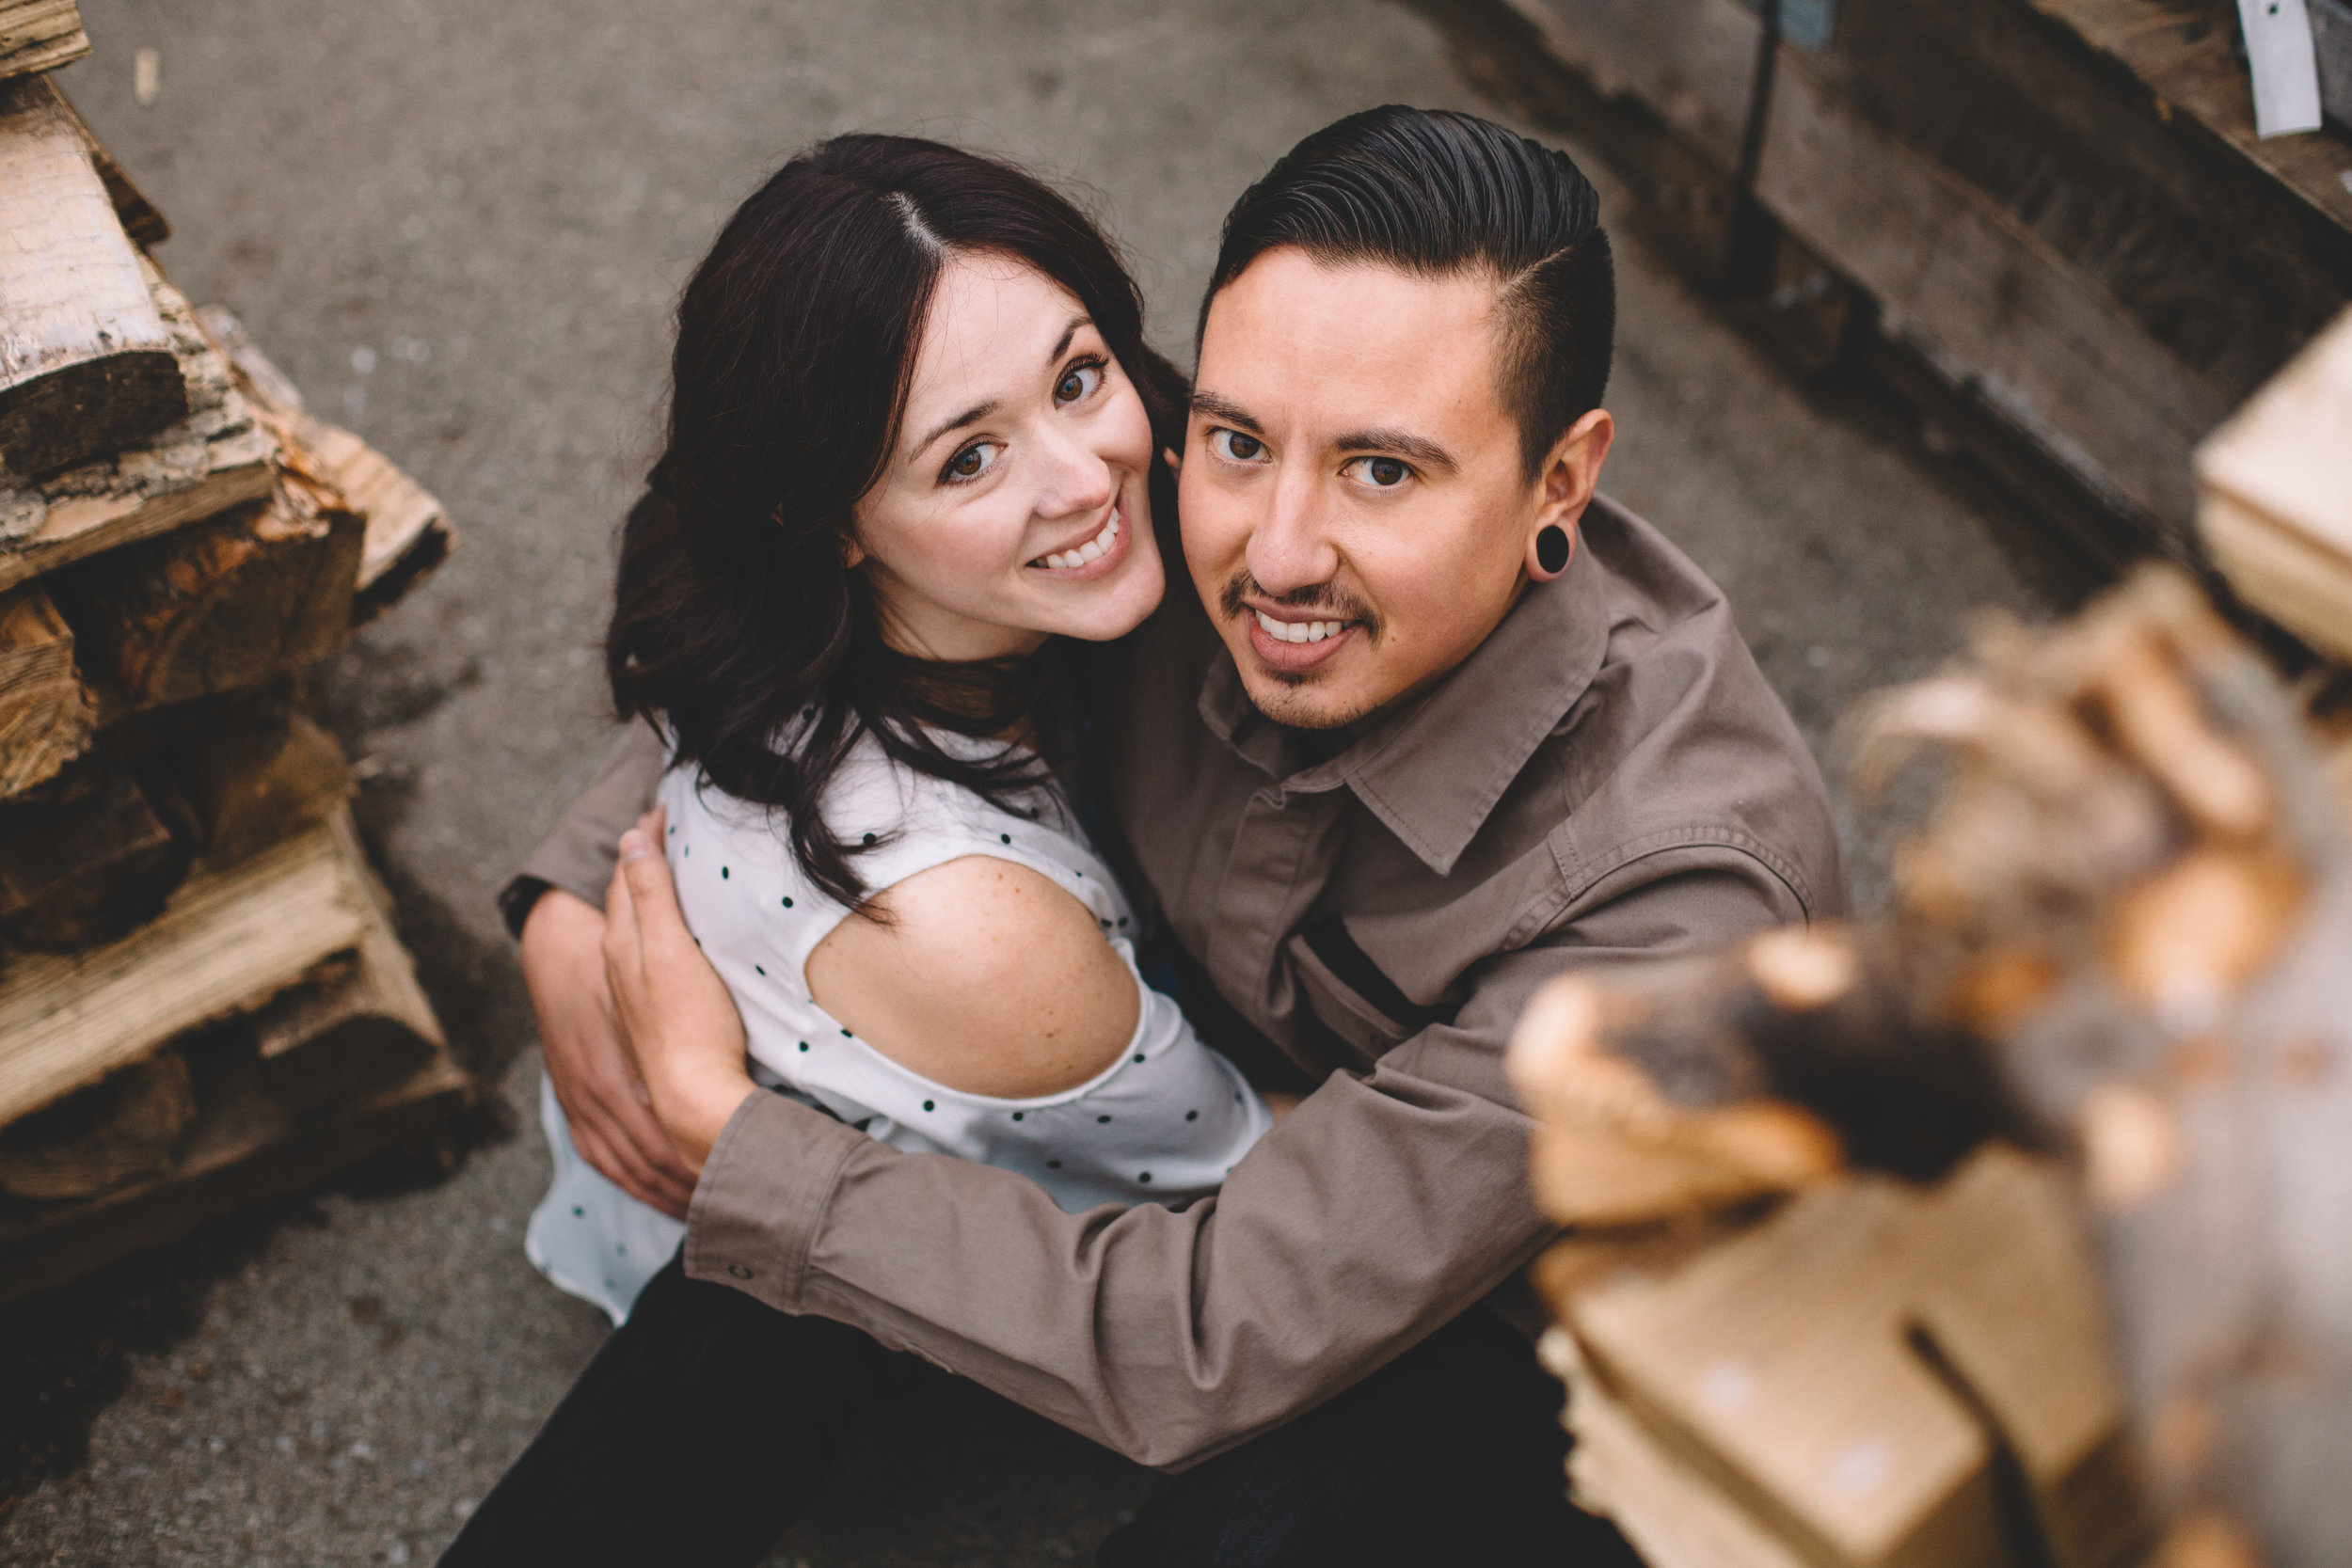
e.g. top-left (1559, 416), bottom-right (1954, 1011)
top-left (2, 2), bottom-right (2090, 1562)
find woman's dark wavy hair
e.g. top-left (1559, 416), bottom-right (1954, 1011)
top-left (609, 135), bottom-right (1186, 909)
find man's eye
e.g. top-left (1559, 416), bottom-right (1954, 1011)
top-left (1056, 361), bottom-right (1104, 404)
top-left (944, 441), bottom-right (1001, 482)
top-left (1212, 429), bottom-right (1266, 463)
top-left (1345, 456), bottom-right (1409, 488)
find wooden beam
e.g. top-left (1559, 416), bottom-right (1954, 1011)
top-left (0, 0), bottom-right (87, 84)
top-left (0, 582), bottom-right (91, 795)
top-left (0, 74), bottom-right (185, 480)
top-left (0, 268), bottom-right (277, 594)
top-left (0, 814), bottom-right (372, 1126)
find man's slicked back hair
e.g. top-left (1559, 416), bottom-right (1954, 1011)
top-left (1201, 106), bottom-right (1614, 480)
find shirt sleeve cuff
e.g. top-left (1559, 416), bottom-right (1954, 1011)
top-left (682, 1088), bottom-right (866, 1311)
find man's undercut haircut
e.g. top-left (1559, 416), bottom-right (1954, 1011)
top-left (1203, 106), bottom-right (1614, 481)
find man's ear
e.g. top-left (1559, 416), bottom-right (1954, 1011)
top-left (1163, 446), bottom-right (1183, 479)
top-left (1523, 408), bottom-right (1614, 583)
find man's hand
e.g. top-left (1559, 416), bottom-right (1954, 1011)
top-left (520, 886), bottom-right (698, 1218)
top-left (605, 809), bottom-right (757, 1171)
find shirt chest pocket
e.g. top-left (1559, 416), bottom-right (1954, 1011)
top-left (1285, 915), bottom-right (1459, 1068)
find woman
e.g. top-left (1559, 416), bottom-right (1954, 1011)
top-left (520, 133), bottom-right (1273, 1326)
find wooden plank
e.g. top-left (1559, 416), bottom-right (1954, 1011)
top-left (2018, 0), bottom-right (2352, 250)
top-left (2195, 307), bottom-right (2352, 658)
top-left (0, 1046), bottom-right (469, 1306)
top-left (0, 74), bottom-right (185, 479)
top-left (0, 0), bottom-right (87, 84)
top-left (52, 475), bottom-right (363, 707)
top-left (0, 815), bottom-right (371, 1125)
top-left (195, 306), bottom-right (454, 619)
top-left (0, 768), bottom-right (188, 950)
top-left (0, 265), bottom-right (278, 594)
top-left (0, 582), bottom-right (91, 794)
top-left (1514, 0), bottom-right (2236, 543)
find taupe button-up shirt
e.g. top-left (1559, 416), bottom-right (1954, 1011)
top-left (512, 495), bottom-right (1843, 1468)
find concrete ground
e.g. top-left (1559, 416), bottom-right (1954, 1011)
top-left (0, 1), bottom-right (2094, 1562)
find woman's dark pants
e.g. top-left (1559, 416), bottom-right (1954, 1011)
top-left (438, 1254), bottom-right (1643, 1567)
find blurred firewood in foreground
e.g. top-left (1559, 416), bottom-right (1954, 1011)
top-left (1511, 567), bottom-right (2352, 1568)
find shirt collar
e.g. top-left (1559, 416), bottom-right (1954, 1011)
top-left (1196, 518), bottom-right (1613, 876)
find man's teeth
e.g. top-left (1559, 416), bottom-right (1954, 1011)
top-left (1035, 509), bottom-right (1120, 571)
top-left (1253, 610), bottom-right (1346, 644)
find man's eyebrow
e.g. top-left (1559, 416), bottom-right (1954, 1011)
top-left (1189, 389), bottom-right (1263, 433)
top-left (1333, 427), bottom-right (1458, 476)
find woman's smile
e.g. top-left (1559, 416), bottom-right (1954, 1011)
top-left (1026, 496), bottom-right (1128, 578)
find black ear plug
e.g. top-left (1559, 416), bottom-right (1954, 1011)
top-left (1535, 525), bottom-right (1572, 574)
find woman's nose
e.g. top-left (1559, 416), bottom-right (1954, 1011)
top-left (1032, 417), bottom-right (1116, 519)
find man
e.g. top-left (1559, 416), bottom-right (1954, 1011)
top-left (458, 106), bottom-right (1842, 1564)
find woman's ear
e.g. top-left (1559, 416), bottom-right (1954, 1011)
top-left (840, 533), bottom-right (866, 570)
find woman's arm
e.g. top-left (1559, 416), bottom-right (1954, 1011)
top-left (805, 856), bottom-right (1140, 1099)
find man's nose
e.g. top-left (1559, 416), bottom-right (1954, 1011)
top-left (1246, 465), bottom-right (1339, 596)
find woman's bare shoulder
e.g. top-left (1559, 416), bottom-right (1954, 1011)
top-left (804, 855), bottom-right (1139, 1099)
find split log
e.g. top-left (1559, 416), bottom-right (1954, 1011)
top-left (248, 814), bottom-right (443, 1117)
top-left (0, 768), bottom-right (188, 950)
top-left (0, 267), bottom-right (277, 595)
top-left (171, 706), bottom-right (352, 867)
top-left (196, 306), bottom-right (454, 621)
top-left (0, 75), bottom-right (185, 479)
top-left (0, 0), bottom-right (88, 85)
top-left (0, 1048), bottom-right (191, 1200)
top-left (41, 76), bottom-right (167, 245)
top-left (52, 475), bottom-right (362, 708)
top-left (1511, 567), bottom-right (2352, 1567)
top-left (0, 812), bottom-right (373, 1127)
top-left (0, 1031), bottom-right (469, 1307)
top-left (0, 582), bottom-right (90, 795)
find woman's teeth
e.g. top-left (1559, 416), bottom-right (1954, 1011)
top-left (1034, 508), bottom-right (1120, 571)
top-left (1254, 610), bottom-right (1345, 644)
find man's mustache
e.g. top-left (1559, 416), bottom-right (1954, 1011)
top-left (1217, 572), bottom-right (1378, 634)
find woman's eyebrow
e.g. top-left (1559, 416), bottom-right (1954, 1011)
top-left (914, 400), bottom-right (996, 456)
top-left (1046, 314), bottom-right (1090, 365)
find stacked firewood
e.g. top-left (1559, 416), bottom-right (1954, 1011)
top-left (1508, 557), bottom-right (2352, 1568)
top-left (0, 11), bottom-right (468, 1303)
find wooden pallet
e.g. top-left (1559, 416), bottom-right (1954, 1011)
top-left (1418, 0), bottom-right (2352, 566)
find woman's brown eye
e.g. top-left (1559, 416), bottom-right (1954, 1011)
top-left (1056, 363), bottom-right (1102, 404)
top-left (950, 446), bottom-right (986, 478)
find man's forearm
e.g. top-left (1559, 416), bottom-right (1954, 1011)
top-left (679, 861), bottom-right (1805, 1468)
top-left (501, 721), bottom-right (667, 934)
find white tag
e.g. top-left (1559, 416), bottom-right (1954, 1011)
top-left (2240, 0), bottom-right (2325, 138)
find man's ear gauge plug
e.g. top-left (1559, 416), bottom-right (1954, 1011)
top-left (1535, 525), bottom-right (1571, 575)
